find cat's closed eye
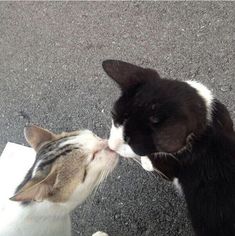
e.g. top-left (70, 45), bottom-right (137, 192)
top-left (111, 110), bottom-right (117, 119)
top-left (149, 116), bottom-right (159, 124)
top-left (125, 136), bottom-right (131, 143)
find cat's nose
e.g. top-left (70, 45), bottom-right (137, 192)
top-left (98, 139), bottom-right (108, 149)
top-left (102, 139), bottom-right (108, 146)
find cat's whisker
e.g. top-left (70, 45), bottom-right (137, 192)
top-left (76, 172), bottom-right (104, 220)
top-left (89, 170), bottom-right (107, 202)
top-left (81, 170), bottom-right (107, 220)
top-left (153, 168), bottom-right (169, 180)
top-left (130, 157), bottom-right (158, 180)
top-left (130, 156), bottom-right (168, 180)
top-left (153, 152), bottom-right (179, 163)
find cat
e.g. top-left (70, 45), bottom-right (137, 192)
top-left (0, 125), bottom-right (118, 236)
top-left (102, 60), bottom-right (235, 236)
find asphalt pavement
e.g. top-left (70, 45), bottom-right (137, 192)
top-left (0, 2), bottom-right (234, 236)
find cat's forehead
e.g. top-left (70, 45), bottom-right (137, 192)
top-left (33, 130), bottom-right (98, 175)
top-left (114, 85), bottom-right (160, 116)
top-left (114, 79), bottom-right (202, 113)
top-left (37, 132), bottom-right (83, 158)
top-left (38, 130), bottom-right (97, 152)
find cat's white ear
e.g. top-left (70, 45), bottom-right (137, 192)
top-left (102, 60), bottom-right (160, 90)
top-left (10, 168), bottom-right (57, 202)
top-left (24, 125), bottom-right (56, 150)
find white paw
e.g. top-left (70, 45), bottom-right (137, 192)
top-left (141, 156), bottom-right (154, 171)
top-left (92, 231), bottom-right (109, 236)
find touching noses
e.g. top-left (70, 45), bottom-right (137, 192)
top-left (108, 138), bottom-right (123, 151)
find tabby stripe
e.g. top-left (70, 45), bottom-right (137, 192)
top-left (33, 145), bottom-right (80, 175)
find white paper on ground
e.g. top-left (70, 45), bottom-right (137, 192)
top-left (0, 142), bottom-right (35, 202)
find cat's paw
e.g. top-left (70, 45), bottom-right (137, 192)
top-left (92, 231), bottom-right (109, 236)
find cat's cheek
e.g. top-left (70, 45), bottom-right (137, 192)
top-left (108, 121), bottom-right (125, 151)
top-left (109, 121), bottom-right (139, 158)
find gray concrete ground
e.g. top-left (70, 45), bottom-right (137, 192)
top-left (0, 2), bottom-right (234, 236)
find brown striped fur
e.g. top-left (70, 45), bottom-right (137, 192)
top-left (11, 125), bottom-right (118, 204)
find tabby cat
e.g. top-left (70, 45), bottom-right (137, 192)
top-left (0, 125), bottom-right (118, 236)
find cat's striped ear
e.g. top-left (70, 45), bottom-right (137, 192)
top-left (24, 125), bottom-right (56, 151)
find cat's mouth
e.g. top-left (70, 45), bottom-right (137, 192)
top-left (91, 140), bottom-right (117, 161)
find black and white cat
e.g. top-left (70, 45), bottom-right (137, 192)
top-left (0, 125), bottom-right (117, 236)
top-left (102, 60), bottom-right (235, 236)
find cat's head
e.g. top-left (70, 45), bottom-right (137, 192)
top-left (10, 125), bottom-right (118, 207)
top-left (102, 60), bottom-right (214, 160)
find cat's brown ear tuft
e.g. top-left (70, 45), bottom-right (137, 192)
top-left (102, 60), bottom-right (160, 90)
top-left (24, 125), bottom-right (56, 150)
top-left (10, 167), bottom-right (57, 202)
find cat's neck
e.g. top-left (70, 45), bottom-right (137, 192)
top-left (177, 122), bottom-right (235, 182)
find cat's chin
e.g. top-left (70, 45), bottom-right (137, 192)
top-left (109, 143), bottom-right (138, 158)
top-left (109, 144), bottom-right (155, 172)
top-left (90, 146), bottom-right (119, 174)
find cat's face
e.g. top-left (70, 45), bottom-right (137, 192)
top-left (103, 60), bottom-right (213, 161)
top-left (11, 125), bottom-right (118, 205)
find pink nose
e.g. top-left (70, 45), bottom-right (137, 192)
top-left (98, 139), bottom-right (108, 149)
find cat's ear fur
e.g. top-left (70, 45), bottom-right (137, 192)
top-left (10, 166), bottom-right (57, 202)
top-left (102, 60), bottom-right (160, 90)
top-left (153, 121), bottom-right (188, 153)
top-left (24, 125), bottom-right (56, 150)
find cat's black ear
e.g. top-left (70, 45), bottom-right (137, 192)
top-left (153, 122), bottom-right (188, 153)
top-left (102, 60), bottom-right (160, 90)
top-left (24, 125), bottom-right (56, 151)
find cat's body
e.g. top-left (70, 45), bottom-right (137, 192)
top-left (103, 60), bottom-right (235, 236)
top-left (0, 126), bottom-right (117, 236)
top-left (177, 121), bottom-right (235, 236)
top-left (1, 200), bottom-right (71, 236)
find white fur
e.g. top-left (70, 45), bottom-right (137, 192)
top-left (0, 143), bottom-right (72, 236)
top-left (92, 232), bottom-right (109, 236)
top-left (0, 139), bottom-right (117, 236)
top-left (140, 156), bottom-right (154, 172)
top-left (186, 80), bottom-right (213, 120)
top-left (0, 201), bottom-right (71, 236)
top-left (108, 121), bottom-right (154, 172)
top-left (108, 121), bottom-right (124, 152)
top-left (173, 178), bottom-right (183, 195)
top-left (108, 121), bottom-right (137, 158)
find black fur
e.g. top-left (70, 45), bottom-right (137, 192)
top-left (103, 60), bottom-right (235, 236)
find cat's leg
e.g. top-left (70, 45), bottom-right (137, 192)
top-left (92, 231), bottom-right (109, 236)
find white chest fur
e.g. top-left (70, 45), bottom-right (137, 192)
top-left (0, 202), bottom-right (71, 236)
top-left (173, 178), bottom-right (183, 195)
top-left (0, 143), bottom-right (71, 236)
